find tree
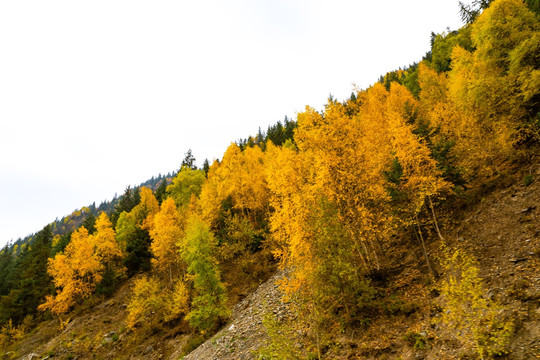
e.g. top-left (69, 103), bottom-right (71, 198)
top-left (166, 167), bottom-right (206, 209)
top-left (149, 198), bottom-right (184, 286)
top-left (115, 211), bottom-right (137, 253)
top-left (39, 227), bottom-right (103, 315)
top-left (81, 213), bottom-right (97, 234)
top-left (93, 213), bottom-right (124, 295)
top-left (116, 188), bottom-right (159, 275)
top-left (459, 0), bottom-right (492, 23)
top-left (132, 187), bottom-right (160, 230)
top-left (202, 158), bottom-right (210, 176)
top-left (0, 226), bottom-right (53, 325)
top-left (93, 213), bottom-right (123, 266)
top-left (111, 186), bottom-right (139, 227)
top-left (40, 214), bottom-right (124, 315)
top-left (445, 0), bottom-right (540, 178)
top-left (155, 178), bottom-right (168, 205)
top-left (126, 275), bottom-right (166, 329)
top-left (181, 149), bottom-right (197, 170)
top-left (181, 216), bottom-right (228, 333)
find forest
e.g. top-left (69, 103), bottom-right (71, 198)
top-left (0, 0), bottom-right (539, 358)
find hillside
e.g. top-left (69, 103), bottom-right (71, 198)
top-left (7, 160), bottom-right (539, 359)
top-left (1, 0), bottom-right (539, 359)
top-left (174, 160), bottom-right (540, 360)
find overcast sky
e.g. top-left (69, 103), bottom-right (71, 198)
top-left (0, 0), bottom-right (466, 247)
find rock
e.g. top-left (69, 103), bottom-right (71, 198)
top-left (143, 345), bottom-right (154, 355)
top-left (22, 354), bottom-right (40, 360)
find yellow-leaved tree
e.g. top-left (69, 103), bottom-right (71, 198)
top-left (132, 187), bottom-right (160, 230)
top-left (149, 197), bottom-right (185, 286)
top-left (40, 213), bottom-right (124, 315)
top-left (39, 227), bottom-right (103, 315)
top-left (198, 143), bottom-right (271, 286)
top-left (447, 0), bottom-right (540, 175)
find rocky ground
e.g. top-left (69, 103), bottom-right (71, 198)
top-left (170, 270), bottom-right (290, 360)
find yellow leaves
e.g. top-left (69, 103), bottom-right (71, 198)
top-left (267, 83), bottom-right (452, 313)
top-left (166, 280), bottom-right (190, 322)
top-left (472, 0), bottom-right (538, 70)
top-left (199, 143), bottom-right (269, 228)
top-left (132, 187), bottom-right (160, 230)
top-left (52, 234), bottom-right (61, 248)
top-left (126, 275), bottom-right (165, 329)
top-left (93, 213), bottom-right (122, 264)
top-left (39, 227), bottom-right (103, 315)
top-left (440, 247), bottom-right (514, 358)
top-left (219, 143), bottom-right (268, 214)
top-left (40, 213), bottom-right (123, 315)
top-left (386, 84), bottom-right (451, 217)
top-left (149, 198), bottom-right (184, 276)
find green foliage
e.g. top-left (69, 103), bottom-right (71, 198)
top-left (459, 0), bottom-right (493, 24)
top-left (258, 312), bottom-right (306, 360)
top-left (123, 228), bottom-right (152, 276)
top-left (155, 179), bottom-right (169, 205)
top-left (237, 116), bottom-right (297, 150)
top-left (0, 246), bottom-right (16, 297)
top-left (81, 213), bottom-right (97, 235)
top-left (440, 247), bottom-right (514, 358)
top-left (523, 173), bottom-right (533, 186)
top-left (403, 331), bottom-right (428, 350)
top-left (202, 158), bottom-right (210, 176)
top-left (111, 187), bottom-right (140, 227)
top-left (181, 216), bottom-right (229, 333)
top-left (430, 28), bottom-right (473, 73)
top-left (384, 157), bottom-right (405, 201)
top-left (402, 64), bottom-right (421, 98)
top-left (167, 167), bottom-right (206, 208)
top-left (0, 225), bottom-right (53, 325)
top-left (51, 232), bottom-right (72, 256)
top-left (181, 333), bottom-right (207, 356)
top-left (181, 149), bottom-right (197, 170)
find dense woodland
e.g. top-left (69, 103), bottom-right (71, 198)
top-left (1, 0), bottom-right (539, 358)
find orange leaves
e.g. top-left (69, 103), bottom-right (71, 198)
top-left (40, 213), bottom-right (123, 315)
top-left (93, 213), bottom-right (122, 264)
top-left (39, 227), bottom-right (103, 314)
top-left (266, 82), bottom-right (451, 309)
top-left (385, 84), bottom-right (451, 218)
top-left (199, 143), bottom-right (269, 228)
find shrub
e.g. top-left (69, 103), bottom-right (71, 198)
top-left (440, 247), bottom-right (513, 358)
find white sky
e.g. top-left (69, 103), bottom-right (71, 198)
top-left (0, 0), bottom-right (465, 247)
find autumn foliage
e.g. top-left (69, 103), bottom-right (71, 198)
top-left (6, 0), bottom-right (534, 356)
top-left (39, 213), bottom-right (123, 315)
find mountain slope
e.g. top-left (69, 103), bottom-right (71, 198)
top-left (167, 164), bottom-right (540, 360)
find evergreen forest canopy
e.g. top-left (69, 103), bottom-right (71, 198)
top-left (0, 0), bottom-right (539, 358)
